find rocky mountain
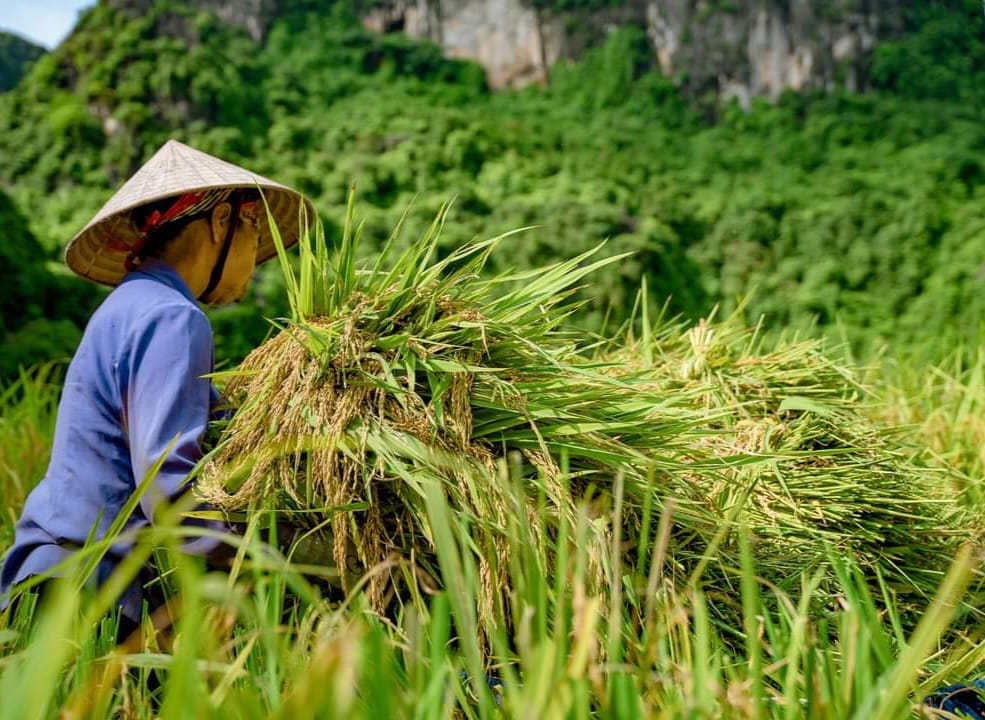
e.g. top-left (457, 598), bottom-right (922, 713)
top-left (99, 0), bottom-right (909, 103)
top-left (106, 0), bottom-right (279, 41)
top-left (0, 31), bottom-right (46, 93)
top-left (358, 0), bottom-right (905, 102)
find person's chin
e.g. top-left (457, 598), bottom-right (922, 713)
top-left (205, 289), bottom-right (232, 307)
top-left (228, 285), bottom-right (249, 304)
top-left (206, 281), bottom-right (249, 306)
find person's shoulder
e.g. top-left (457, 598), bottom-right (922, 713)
top-left (113, 273), bottom-right (198, 305)
top-left (91, 280), bottom-right (210, 343)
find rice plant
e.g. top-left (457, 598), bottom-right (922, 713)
top-left (871, 348), bottom-right (985, 511)
top-left (0, 364), bottom-right (61, 548)
top-left (198, 195), bottom-right (710, 641)
top-left (1, 462), bottom-right (981, 718)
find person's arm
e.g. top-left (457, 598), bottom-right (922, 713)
top-left (123, 303), bottom-right (226, 556)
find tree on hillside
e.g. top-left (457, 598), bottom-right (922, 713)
top-left (0, 31), bottom-right (45, 93)
top-left (0, 190), bottom-right (100, 377)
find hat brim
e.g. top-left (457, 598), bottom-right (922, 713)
top-left (65, 184), bottom-right (313, 288)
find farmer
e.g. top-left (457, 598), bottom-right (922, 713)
top-left (0, 140), bottom-right (311, 633)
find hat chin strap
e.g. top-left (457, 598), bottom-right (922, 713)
top-left (198, 197), bottom-right (241, 303)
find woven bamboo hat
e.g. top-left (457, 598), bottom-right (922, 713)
top-left (65, 139), bottom-right (313, 287)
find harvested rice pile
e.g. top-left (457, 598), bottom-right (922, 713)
top-left (607, 313), bottom-right (976, 620)
top-left (199, 204), bottom-right (976, 636)
top-left (200, 207), bottom-right (682, 633)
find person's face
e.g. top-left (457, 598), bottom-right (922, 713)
top-left (203, 201), bottom-right (261, 306)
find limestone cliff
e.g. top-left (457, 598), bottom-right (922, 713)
top-left (103, 0), bottom-right (907, 103)
top-left (359, 0), bottom-right (905, 102)
top-left (107, 0), bottom-right (280, 42)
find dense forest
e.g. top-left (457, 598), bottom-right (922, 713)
top-left (1, 0), bottom-right (984, 371)
top-left (0, 31), bottom-right (44, 92)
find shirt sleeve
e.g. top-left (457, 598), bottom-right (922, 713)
top-left (123, 302), bottom-right (222, 554)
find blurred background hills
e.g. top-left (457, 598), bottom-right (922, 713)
top-left (1, 0), bottom-right (983, 373)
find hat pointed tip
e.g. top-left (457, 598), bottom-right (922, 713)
top-left (160, 138), bottom-right (191, 156)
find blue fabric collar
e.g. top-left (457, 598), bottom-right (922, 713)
top-left (123, 258), bottom-right (198, 305)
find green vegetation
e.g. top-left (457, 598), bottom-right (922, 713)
top-left (1, 466), bottom-right (978, 718)
top-left (0, 365), bottom-right (60, 546)
top-left (871, 0), bottom-right (985, 104)
top-left (0, 189), bottom-right (100, 376)
top-left (0, 31), bottom-right (44, 93)
top-left (1, 0), bottom-right (984, 374)
top-left (524, 0), bottom-right (629, 11)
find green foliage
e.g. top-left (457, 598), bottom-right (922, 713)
top-left (0, 189), bottom-right (50, 332)
top-left (3, 0), bottom-right (985, 371)
top-left (0, 190), bottom-right (100, 378)
top-left (0, 31), bottom-right (45, 93)
top-left (0, 0), bottom-right (268, 191)
top-left (548, 26), bottom-right (669, 112)
top-left (6, 6), bottom-right (985, 716)
top-left (47, 92), bottom-right (104, 146)
top-left (0, 320), bottom-right (83, 380)
top-left (871, 0), bottom-right (985, 104)
top-left (0, 366), bottom-right (61, 547)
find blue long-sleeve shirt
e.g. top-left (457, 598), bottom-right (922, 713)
top-left (0, 259), bottom-right (223, 619)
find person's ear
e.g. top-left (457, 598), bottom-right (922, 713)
top-left (210, 203), bottom-right (232, 245)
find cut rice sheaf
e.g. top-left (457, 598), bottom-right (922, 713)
top-left (197, 200), bottom-right (979, 641)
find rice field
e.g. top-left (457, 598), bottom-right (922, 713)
top-left (2, 203), bottom-right (985, 719)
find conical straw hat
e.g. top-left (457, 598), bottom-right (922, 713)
top-left (65, 139), bottom-right (314, 287)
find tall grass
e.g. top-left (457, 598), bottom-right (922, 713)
top-left (1, 455), bottom-right (981, 718)
top-left (0, 364), bottom-right (60, 549)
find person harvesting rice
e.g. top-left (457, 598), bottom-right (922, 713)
top-left (0, 140), bottom-right (310, 634)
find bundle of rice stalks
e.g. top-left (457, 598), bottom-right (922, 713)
top-left (200, 196), bottom-right (977, 640)
top-left (606, 301), bottom-right (978, 623)
top-left (199, 199), bottom-right (709, 635)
